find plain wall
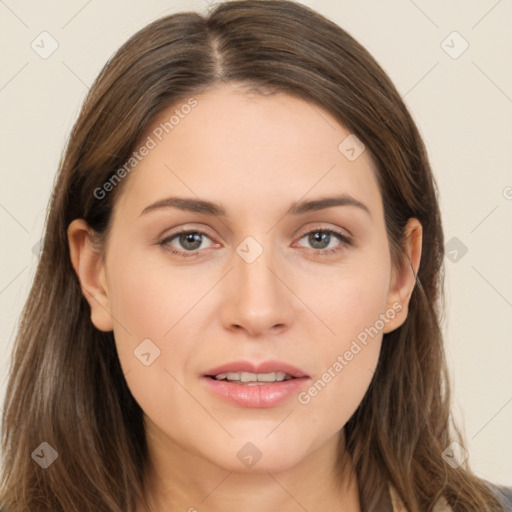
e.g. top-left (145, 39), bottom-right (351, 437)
top-left (1, 0), bottom-right (511, 485)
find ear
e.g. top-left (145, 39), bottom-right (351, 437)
top-left (383, 217), bottom-right (423, 334)
top-left (67, 219), bottom-right (113, 332)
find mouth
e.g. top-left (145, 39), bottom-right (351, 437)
top-left (202, 360), bottom-right (310, 407)
top-left (208, 371), bottom-right (296, 385)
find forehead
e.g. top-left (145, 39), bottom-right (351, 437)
top-left (114, 83), bottom-right (383, 222)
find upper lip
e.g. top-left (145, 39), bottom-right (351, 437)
top-left (204, 360), bottom-right (309, 378)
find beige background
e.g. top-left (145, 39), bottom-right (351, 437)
top-left (1, 0), bottom-right (511, 485)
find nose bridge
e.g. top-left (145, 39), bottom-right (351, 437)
top-left (221, 233), bottom-right (293, 335)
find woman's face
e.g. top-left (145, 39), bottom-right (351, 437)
top-left (71, 83), bottom-right (420, 473)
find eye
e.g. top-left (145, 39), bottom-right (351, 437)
top-left (295, 228), bottom-right (351, 256)
top-left (159, 229), bottom-right (215, 257)
top-left (159, 227), bottom-right (351, 259)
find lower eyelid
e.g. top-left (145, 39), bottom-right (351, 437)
top-left (160, 228), bottom-right (350, 255)
top-left (162, 230), bottom-right (213, 250)
top-left (297, 229), bottom-right (350, 246)
top-left (299, 229), bottom-right (352, 251)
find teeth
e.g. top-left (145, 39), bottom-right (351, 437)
top-left (214, 371), bottom-right (291, 383)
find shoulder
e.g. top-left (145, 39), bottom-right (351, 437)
top-left (488, 482), bottom-right (512, 511)
top-left (389, 481), bottom-right (512, 511)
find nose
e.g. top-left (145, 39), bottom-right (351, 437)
top-left (220, 241), bottom-right (294, 337)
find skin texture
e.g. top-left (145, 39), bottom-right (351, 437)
top-left (68, 83), bottom-right (422, 512)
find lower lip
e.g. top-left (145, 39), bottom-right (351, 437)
top-left (202, 376), bottom-right (310, 408)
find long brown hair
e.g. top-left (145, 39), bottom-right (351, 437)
top-left (0, 1), bottom-right (507, 511)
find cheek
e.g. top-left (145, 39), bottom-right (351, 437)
top-left (105, 256), bottom-right (196, 434)
top-left (103, 251), bottom-right (194, 393)
top-left (294, 249), bottom-right (390, 424)
top-left (304, 245), bottom-right (392, 348)
top-left (106, 249), bottom-right (202, 341)
top-left (296, 284), bottom-right (384, 437)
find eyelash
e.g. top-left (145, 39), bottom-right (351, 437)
top-left (159, 228), bottom-right (352, 258)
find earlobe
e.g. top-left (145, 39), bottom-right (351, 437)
top-left (383, 218), bottom-right (423, 334)
top-left (67, 219), bottom-right (114, 332)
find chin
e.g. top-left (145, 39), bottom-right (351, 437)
top-left (204, 434), bottom-right (315, 474)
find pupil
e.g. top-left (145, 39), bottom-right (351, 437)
top-left (310, 231), bottom-right (329, 249)
top-left (181, 233), bottom-right (202, 250)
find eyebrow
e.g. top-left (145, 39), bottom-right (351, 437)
top-left (140, 194), bottom-right (371, 218)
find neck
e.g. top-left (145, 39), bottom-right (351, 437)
top-left (138, 427), bottom-right (361, 512)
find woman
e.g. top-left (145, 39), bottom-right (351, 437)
top-left (1, 1), bottom-right (510, 511)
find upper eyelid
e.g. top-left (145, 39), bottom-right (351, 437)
top-left (296, 225), bottom-right (351, 239)
top-left (161, 226), bottom-right (351, 249)
top-left (161, 225), bottom-right (349, 239)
